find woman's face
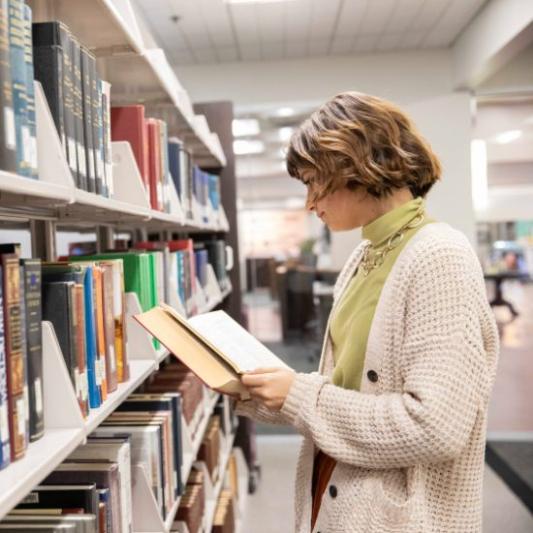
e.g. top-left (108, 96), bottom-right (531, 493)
top-left (302, 172), bottom-right (376, 231)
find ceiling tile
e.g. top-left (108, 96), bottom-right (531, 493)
top-left (228, 4), bottom-right (261, 45)
top-left (285, 0), bottom-right (312, 41)
top-left (309, 0), bottom-right (341, 39)
top-left (353, 33), bottom-right (380, 53)
top-left (217, 46), bottom-right (239, 62)
top-left (398, 30), bottom-right (426, 49)
top-left (194, 47), bottom-right (218, 64)
top-left (384, 0), bottom-right (425, 34)
top-left (262, 43), bottom-right (284, 61)
top-left (286, 41), bottom-right (308, 59)
top-left (257, 2), bottom-right (284, 45)
top-left (330, 36), bottom-right (355, 55)
top-left (410, 0), bottom-right (450, 31)
top-left (359, 0), bottom-right (397, 36)
top-left (199, 0), bottom-right (236, 48)
top-left (375, 33), bottom-right (403, 52)
top-left (308, 39), bottom-right (329, 56)
top-left (335, 0), bottom-right (368, 38)
top-left (240, 44), bottom-right (262, 61)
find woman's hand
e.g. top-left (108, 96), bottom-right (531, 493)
top-left (241, 367), bottom-right (296, 411)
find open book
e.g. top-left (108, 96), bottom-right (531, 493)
top-left (133, 303), bottom-right (290, 399)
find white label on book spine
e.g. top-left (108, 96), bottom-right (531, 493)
top-left (30, 136), bottom-right (38, 170)
top-left (4, 107), bottom-right (16, 149)
top-left (23, 384), bottom-right (29, 422)
top-left (0, 404), bottom-right (8, 442)
top-left (74, 367), bottom-right (81, 398)
top-left (80, 371), bottom-right (88, 401)
top-left (34, 377), bottom-right (43, 415)
top-left (22, 125), bottom-right (31, 164)
top-left (95, 358), bottom-right (103, 385)
top-left (109, 346), bottom-right (116, 372)
top-left (16, 398), bottom-right (25, 436)
top-left (78, 143), bottom-right (87, 177)
top-left (68, 137), bottom-right (77, 171)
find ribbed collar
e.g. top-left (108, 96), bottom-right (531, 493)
top-left (362, 197), bottom-right (424, 247)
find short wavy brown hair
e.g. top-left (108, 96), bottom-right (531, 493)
top-left (286, 92), bottom-right (441, 200)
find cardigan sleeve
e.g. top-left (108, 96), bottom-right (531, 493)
top-left (279, 239), bottom-right (498, 469)
top-left (234, 398), bottom-right (291, 425)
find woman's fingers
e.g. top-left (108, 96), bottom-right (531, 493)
top-left (241, 372), bottom-right (269, 387)
top-left (245, 367), bottom-right (281, 375)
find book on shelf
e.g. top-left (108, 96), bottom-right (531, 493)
top-left (0, 251), bottom-right (27, 461)
top-left (100, 80), bottom-right (112, 198)
top-left (0, 513), bottom-right (97, 532)
top-left (16, 483), bottom-right (99, 517)
top-left (134, 303), bottom-right (289, 399)
top-left (68, 436), bottom-right (132, 533)
top-left (177, 476), bottom-right (204, 533)
top-left (22, 4), bottom-right (37, 178)
top-left (146, 117), bottom-right (163, 211)
top-left (43, 462), bottom-right (121, 533)
top-left (0, 264), bottom-right (9, 469)
top-left (79, 45), bottom-right (94, 193)
top-left (97, 488), bottom-right (110, 533)
top-left (0, 0), bottom-right (17, 173)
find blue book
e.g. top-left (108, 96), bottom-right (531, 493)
top-left (194, 249), bottom-right (208, 288)
top-left (208, 173), bottom-right (220, 211)
top-left (8, 0), bottom-right (30, 176)
top-left (167, 139), bottom-right (181, 201)
top-left (82, 266), bottom-right (101, 408)
top-left (0, 266), bottom-right (10, 469)
top-left (176, 252), bottom-right (186, 308)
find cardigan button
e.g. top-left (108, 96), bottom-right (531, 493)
top-left (329, 484), bottom-right (337, 498)
top-left (367, 370), bottom-right (378, 383)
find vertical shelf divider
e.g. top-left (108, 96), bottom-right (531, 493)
top-left (125, 292), bottom-right (159, 362)
top-left (131, 463), bottom-right (166, 532)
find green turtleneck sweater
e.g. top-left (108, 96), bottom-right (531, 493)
top-left (330, 197), bottom-right (433, 390)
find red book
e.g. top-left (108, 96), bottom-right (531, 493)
top-left (111, 105), bottom-right (149, 189)
top-left (146, 118), bottom-right (163, 211)
top-left (0, 253), bottom-right (27, 460)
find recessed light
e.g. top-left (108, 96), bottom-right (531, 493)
top-left (493, 129), bottom-right (522, 144)
top-left (278, 127), bottom-right (294, 142)
top-left (232, 119), bottom-right (260, 137)
top-left (233, 139), bottom-right (265, 155)
top-left (275, 107), bottom-right (295, 117)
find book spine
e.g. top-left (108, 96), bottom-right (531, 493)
top-left (17, 265), bottom-right (29, 445)
top-left (7, 0), bottom-right (29, 177)
top-left (83, 267), bottom-right (101, 408)
top-left (101, 265), bottom-right (117, 393)
top-left (90, 54), bottom-right (103, 196)
top-left (21, 259), bottom-right (43, 442)
top-left (21, 4), bottom-right (37, 179)
top-left (0, 266), bottom-right (9, 469)
top-left (80, 46), bottom-right (95, 192)
top-left (158, 120), bottom-right (170, 213)
top-left (101, 81), bottom-right (112, 198)
top-left (71, 35), bottom-right (86, 190)
top-left (1, 254), bottom-right (27, 460)
top-left (58, 25), bottom-right (78, 187)
top-left (72, 282), bottom-right (89, 417)
top-left (0, 0), bottom-right (16, 172)
top-left (93, 266), bottom-right (107, 401)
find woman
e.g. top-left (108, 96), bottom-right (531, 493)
top-left (236, 92), bottom-right (499, 533)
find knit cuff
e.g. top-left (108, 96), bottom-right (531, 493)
top-left (281, 372), bottom-right (328, 429)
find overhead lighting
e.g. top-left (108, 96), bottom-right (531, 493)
top-left (233, 139), bottom-right (265, 155)
top-left (471, 139), bottom-right (488, 211)
top-left (232, 118), bottom-right (260, 137)
top-left (278, 126), bottom-right (294, 142)
top-left (493, 129), bottom-right (522, 144)
top-left (275, 107), bottom-right (295, 117)
top-left (225, 0), bottom-right (297, 4)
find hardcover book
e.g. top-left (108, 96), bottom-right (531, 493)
top-left (0, 252), bottom-right (27, 460)
top-left (79, 46), bottom-right (94, 192)
top-left (22, 4), bottom-right (37, 178)
top-left (18, 484), bottom-right (99, 516)
top-left (0, 265), bottom-right (10, 468)
top-left (0, 0), bottom-right (17, 172)
top-left (135, 304), bottom-right (289, 399)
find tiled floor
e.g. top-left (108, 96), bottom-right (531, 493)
top-left (242, 436), bottom-right (533, 533)
top-left (242, 280), bottom-right (533, 531)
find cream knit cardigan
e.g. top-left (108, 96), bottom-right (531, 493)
top-left (236, 222), bottom-right (499, 533)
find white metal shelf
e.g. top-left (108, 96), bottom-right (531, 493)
top-left (83, 359), bottom-right (157, 434)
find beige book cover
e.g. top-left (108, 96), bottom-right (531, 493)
top-left (134, 303), bottom-right (290, 399)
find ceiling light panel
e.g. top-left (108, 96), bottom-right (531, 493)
top-left (234, 139), bottom-right (266, 155)
top-left (232, 118), bottom-right (261, 137)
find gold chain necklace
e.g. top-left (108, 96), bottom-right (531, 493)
top-left (360, 206), bottom-right (425, 276)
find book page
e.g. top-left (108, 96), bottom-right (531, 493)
top-left (188, 311), bottom-right (290, 373)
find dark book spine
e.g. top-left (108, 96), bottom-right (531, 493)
top-left (1, 253), bottom-right (27, 461)
top-left (90, 57), bottom-right (103, 196)
top-left (71, 35), bottom-right (86, 190)
top-left (22, 4), bottom-right (37, 179)
top-left (72, 283), bottom-right (88, 417)
top-left (0, 265), bottom-right (10, 469)
top-left (32, 42), bottom-right (64, 154)
top-left (42, 282), bottom-right (76, 402)
top-left (21, 259), bottom-right (43, 441)
top-left (7, 0), bottom-right (28, 176)
top-left (58, 25), bottom-right (78, 187)
top-left (80, 46), bottom-right (95, 192)
top-left (0, 0), bottom-right (16, 172)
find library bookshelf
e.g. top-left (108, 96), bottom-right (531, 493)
top-left (0, 0), bottom-right (244, 531)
